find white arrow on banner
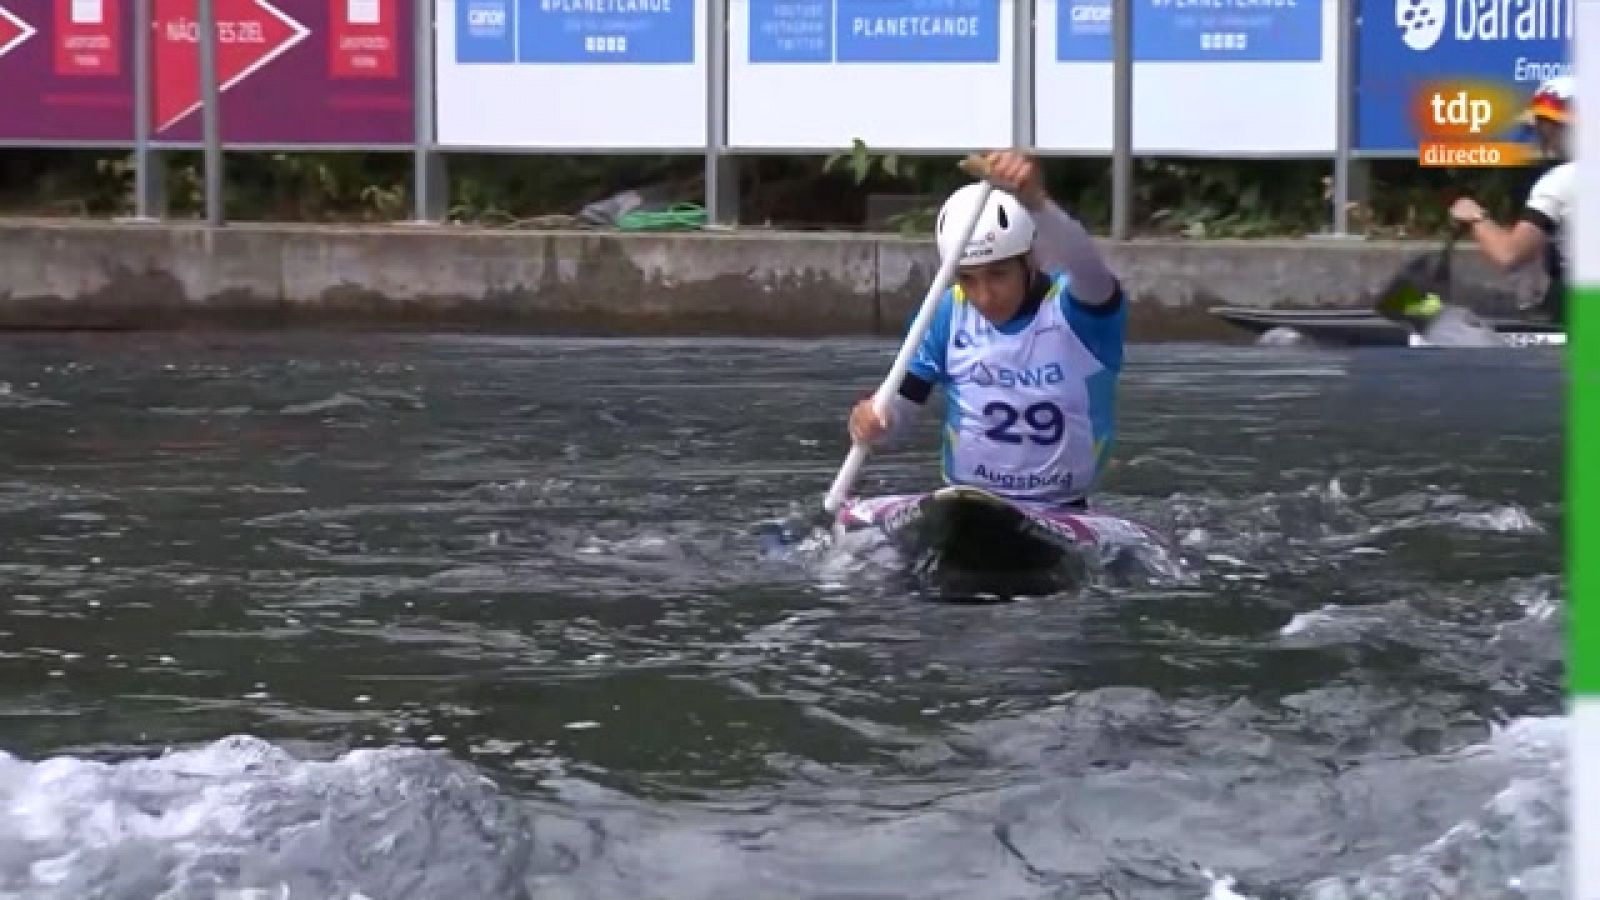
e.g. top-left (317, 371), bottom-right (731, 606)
top-left (0, 3), bottom-right (38, 61)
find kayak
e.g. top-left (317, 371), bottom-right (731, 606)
top-left (1208, 306), bottom-right (1565, 348)
top-left (833, 485), bottom-right (1168, 596)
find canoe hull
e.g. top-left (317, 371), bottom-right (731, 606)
top-left (834, 485), bottom-right (1164, 596)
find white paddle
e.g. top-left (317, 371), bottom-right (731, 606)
top-left (823, 154), bottom-right (995, 514)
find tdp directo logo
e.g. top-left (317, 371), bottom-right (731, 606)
top-left (1412, 80), bottom-right (1536, 167)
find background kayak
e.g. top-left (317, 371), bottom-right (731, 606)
top-left (1209, 305), bottom-right (1565, 348)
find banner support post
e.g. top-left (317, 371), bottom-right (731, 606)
top-left (1013, 0), bottom-right (1034, 150)
top-left (130, 0), bottom-right (166, 222)
top-left (1109, 0), bottom-right (1132, 240)
top-left (704, 0), bottom-right (738, 228)
top-left (412, 0), bottom-right (447, 223)
top-left (1330, 0), bottom-right (1353, 236)
top-left (198, 0), bottom-right (223, 227)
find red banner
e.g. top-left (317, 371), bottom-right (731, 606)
top-left (0, 0), bottom-right (413, 144)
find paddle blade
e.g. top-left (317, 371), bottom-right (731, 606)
top-left (1374, 281), bottom-right (1445, 323)
top-left (1373, 247), bottom-right (1451, 325)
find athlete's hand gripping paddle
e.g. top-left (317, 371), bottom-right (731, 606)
top-left (823, 154), bottom-right (995, 515)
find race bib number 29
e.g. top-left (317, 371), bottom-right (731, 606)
top-left (982, 400), bottom-right (1064, 445)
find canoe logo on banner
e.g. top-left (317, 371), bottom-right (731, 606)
top-left (1396, 0), bottom-right (1446, 51)
top-left (1396, 0), bottom-right (1564, 53)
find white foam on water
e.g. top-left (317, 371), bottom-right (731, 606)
top-left (0, 735), bottom-right (532, 899)
top-left (0, 714), bottom-right (1559, 900)
top-left (1278, 605), bottom-right (1348, 638)
top-left (1192, 715), bottom-right (1565, 900)
top-left (1205, 873), bottom-right (1254, 899)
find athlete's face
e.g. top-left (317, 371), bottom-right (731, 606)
top-left (1533, 118), bottom-right (1569, 159)
top-left (956, 257), bottom-right (1030, 324)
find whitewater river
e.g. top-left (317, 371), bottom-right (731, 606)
top-left (0, 334), bottom-right (1565, 899)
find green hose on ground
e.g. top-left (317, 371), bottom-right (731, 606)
top-left (614, 203), bottom-right (708, 231)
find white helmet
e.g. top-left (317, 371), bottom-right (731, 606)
top-left (1525, 75), bottom-right (1575, 124)
top-left (935, 182), bottom-right (1036, 268)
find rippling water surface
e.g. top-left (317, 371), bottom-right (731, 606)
top-left (0, 333), bottom-right (1566, 899)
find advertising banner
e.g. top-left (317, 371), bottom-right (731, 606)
top-left (1354, 0), bottom-right (1572, 152)
top-left (1057, 0), bottom-right (1322, 61)
top-left (151, 0), bottom-right (414, 145)
top-left (0, 0), bottom-right (134, 143)
top-left (437, 0), bottom-right (708, 148)
top-left (1034, 0), bottom-right (1337, 154)
top-left (729, 0), bottom-right (1014, 149)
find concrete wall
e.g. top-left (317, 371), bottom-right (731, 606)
top-left (0, 219), bottom-right (1547, 340)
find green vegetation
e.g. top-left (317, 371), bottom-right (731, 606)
top-left (0, 144), bottom-right (1541, 239)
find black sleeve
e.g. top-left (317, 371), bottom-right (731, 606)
top-left (1519, 208), bottom-right (1557, 235)
top-left (898, 372), bottom-right (932, 404)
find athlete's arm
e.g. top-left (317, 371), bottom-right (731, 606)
top-left (1466, 217), bottom-right (1545, 271)
top-left (847, 296), bottom-right (949, 445)
top-left (883, 372), bottom-right (934, 437)
top-left (1030, 200), bottom-right (1119, 307)
top-left (1062, 282), bottom-right (1129, 372)
top-left (1450, 167), bottom-right (1567, 271)
top-left (983, 149), bottom-right (1120, 308)
top-left (1512, 164), bottom-right (1572, 265)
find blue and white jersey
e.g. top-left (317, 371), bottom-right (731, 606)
top-left (907, 270), bottom-right (1127, 507)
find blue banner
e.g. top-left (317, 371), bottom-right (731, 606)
top-left (1355, 0), bottom-right (1571, 151)
top-left (750, 0), bottom-right (833, 62)
top-left (1057, 0), bottom-right (1323, 62)
top-left (457, 0), bottom-right (517, 62)
top-left (515, 0), bottom-right (696, 62)
top-left (834, 0), bottom-right (1000, 62)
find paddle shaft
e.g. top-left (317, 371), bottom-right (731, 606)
top-left (823, 155), bottom-right (995, 514)
top-left (1434, 222), bottom-right (1465, 282)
